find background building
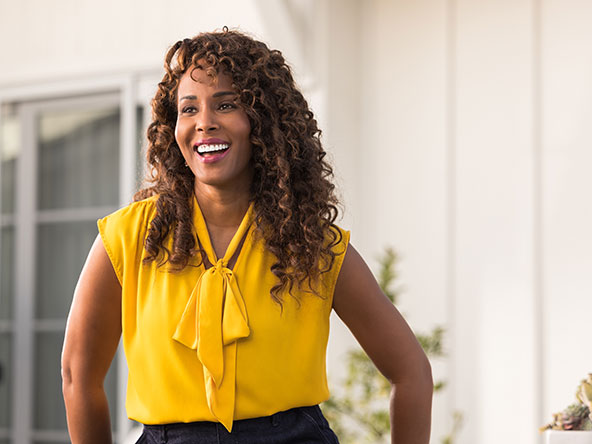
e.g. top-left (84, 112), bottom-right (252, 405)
top-left (0, 0), bottom-right (591, 443)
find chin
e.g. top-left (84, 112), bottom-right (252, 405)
top-left (194, 175), bottom-right (232, 188)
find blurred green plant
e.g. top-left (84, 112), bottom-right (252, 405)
top-left (322, 247), bottom-right (463, 444)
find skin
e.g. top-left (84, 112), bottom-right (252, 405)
top-left (61, 235), bottom-right (121, 444)
top-left (62, 67), bottom-right (433, 444)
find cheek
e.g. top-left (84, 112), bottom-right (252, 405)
top-left (235, 111), bottom-right (252, 139)
top-left (174, 120), bottom-right (181, 144)
top-left (174, 119), bottom-right (191, 148)
top-left (240, 124), bottom-right (252, 144)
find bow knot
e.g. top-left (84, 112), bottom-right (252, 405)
top-left (172, 263), bottom-right (250, 430)
top-left (214, 259), bottom-right (226, 273)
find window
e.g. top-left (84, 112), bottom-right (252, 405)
top-left (0, 76), bottom-right (151, 443)
top-left (0, 102), bottom-right (18, 443)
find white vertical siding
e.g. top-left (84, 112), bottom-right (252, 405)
top-left (542, 0), bottom-right (592, 421)
top-left (455, 1), bottom-right (537, 442)
top-left (354, 1), bottom-right (450, 442)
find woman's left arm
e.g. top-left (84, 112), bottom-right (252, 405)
top-left (332, 243), bottom-right (433, 444)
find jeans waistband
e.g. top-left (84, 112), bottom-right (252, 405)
top-left (143, 404), bottom-right (321, 433)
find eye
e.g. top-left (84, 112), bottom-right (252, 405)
top-left (181, 105), bottom-right (197, 113)
top-left (218, 102), bottom-right (237, 111)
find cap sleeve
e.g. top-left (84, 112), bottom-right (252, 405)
top-left (97, 197), bottom-right (156, 286)
top-left (322, 225), bottom-right (350, 306)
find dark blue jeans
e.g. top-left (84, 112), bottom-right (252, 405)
top-left (137, 405), bottom-right (340, 444)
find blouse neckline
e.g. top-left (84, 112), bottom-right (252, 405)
top-left (191, 194), bottom-right (255, 270)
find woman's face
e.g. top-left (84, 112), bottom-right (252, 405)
top-left (175, 66), bottom-right (253, 193)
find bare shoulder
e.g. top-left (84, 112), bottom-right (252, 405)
top-left (71, 234), bottom-right (122, 311)
top-left (333, 243), bottom-right (431, 384)
top-left (332, 243), bottom-right (399, 339)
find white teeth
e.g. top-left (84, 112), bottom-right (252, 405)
top-left (196, 143), bottom-right (229, 154)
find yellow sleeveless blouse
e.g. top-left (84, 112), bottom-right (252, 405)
top-left (97, 195), bottom-right (349, 432)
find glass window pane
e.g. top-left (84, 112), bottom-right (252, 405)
top-left (0, 333), bottom-right (12, 428)
top-left (104, 353), bottom-right (119, 431)
top-left (135, 106), bottom-right (146, 193)
top-left (37, 107), bottom-right (120, 210)
top-left (34, 442), bottom-right (70, 444)
top-left (34, 331), bottom-right (66, 430)
top-left (1, 103), bottom-right (19, 215)
top-left (35, 221), bottom-right (97, 319)
top-left (0, 226), bottom-right (14, 320)
top-left (34, 332), bottom-right (118, 431)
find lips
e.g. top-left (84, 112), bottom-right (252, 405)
top-left (191, 139), bottom-right (231, 164)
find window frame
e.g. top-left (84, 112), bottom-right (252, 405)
top-left (0, 71), bottom-right (158, 444)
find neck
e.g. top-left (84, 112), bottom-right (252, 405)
top-left (193, 182), bottom-right (251, 229)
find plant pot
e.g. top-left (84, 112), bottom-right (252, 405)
top-left (544, 430), bottom-right (592, 444)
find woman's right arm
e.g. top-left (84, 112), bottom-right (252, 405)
top-left (62, 234), bottom-right (122, 444)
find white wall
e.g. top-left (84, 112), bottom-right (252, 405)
top-left (354, 1), bottom-right (451, 442)
top-left (0, 0), bottom-right (265, 83)
top-left (542, 0), bottom-right (592, 420)
top-left (325, 1), bottom-right (591, 444)
top-left (455, 1), bottom-right (538, 442)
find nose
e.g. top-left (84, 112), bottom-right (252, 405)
top-left (195, 107), bottom-right (219, 133)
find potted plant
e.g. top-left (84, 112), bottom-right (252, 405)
top-left (540, 374), bottom-right (592, 444)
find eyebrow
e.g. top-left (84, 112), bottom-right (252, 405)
top-left (179, 91), bottom-right (237, 102)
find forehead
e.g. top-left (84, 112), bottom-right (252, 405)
top-left (177, 66), bottom-right (234, 93)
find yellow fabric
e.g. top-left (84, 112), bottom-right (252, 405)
top-left (97, 195), bottom-right (350, 432)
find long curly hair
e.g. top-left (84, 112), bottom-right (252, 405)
top-left (135, 28), bottom-right (342, 303)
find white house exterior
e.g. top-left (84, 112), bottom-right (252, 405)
top-left (0, 1), bottom-right (591, 443)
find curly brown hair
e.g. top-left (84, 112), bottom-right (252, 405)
top-left (135, 28), bottom-right (342, 303)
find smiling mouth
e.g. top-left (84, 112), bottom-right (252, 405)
top-left (194, 143), bottom-right (230, 156)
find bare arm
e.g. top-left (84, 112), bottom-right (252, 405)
top-left (332, 244), bottom-right (433, 444)
top-left (62, 234), bottom-right (122, 444)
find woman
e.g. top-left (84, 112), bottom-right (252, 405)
top-left (61, 29), bottom-right (433, 444)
